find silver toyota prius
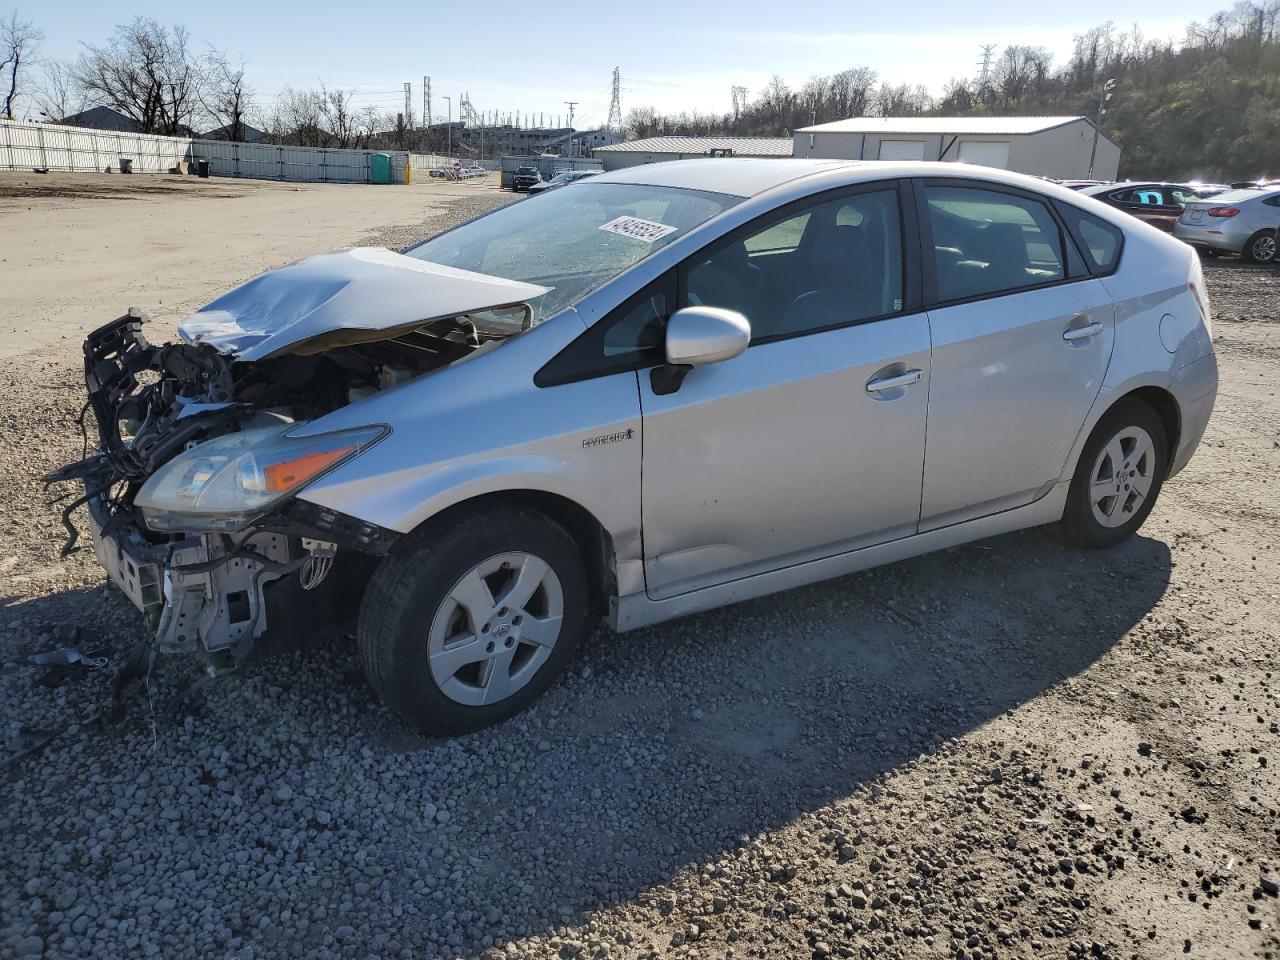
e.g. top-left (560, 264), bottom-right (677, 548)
top-left (50, 158), bottom-right (1218, 734)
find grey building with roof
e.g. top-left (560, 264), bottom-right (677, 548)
top-left (593, 136), bottom-right (793, 171)
top-left (792, 116), bottom-right (1121, 180)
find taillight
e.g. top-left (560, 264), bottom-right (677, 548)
top-left (1207, 207), bottom-right (1240, 217)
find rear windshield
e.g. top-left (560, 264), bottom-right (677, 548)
top-left (406, 182), bottom-right (739, 321)
top-left (1204, 187), bottom-right (1272, 203)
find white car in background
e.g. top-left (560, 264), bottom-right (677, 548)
top-left (1174, 186), bottom-right (1280, 262)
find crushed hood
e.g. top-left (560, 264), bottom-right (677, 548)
top-left (179, 247), bottom-right (551, 361)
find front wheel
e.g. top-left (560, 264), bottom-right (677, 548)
top-left (1243, 230), bottom-right (1278, 264)
top-left (1061, 400), bottom-right (1168, 549)
top-left (358, 505), bottom-right (588, 734)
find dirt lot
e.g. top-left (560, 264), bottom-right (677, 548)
top-left (0, 174), bottom-right (1277, 960)
top-left (0, 171), bottom-right (506, 359)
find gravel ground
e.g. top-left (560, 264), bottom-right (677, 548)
top-left (1, 191), bottom-right (1277, 960)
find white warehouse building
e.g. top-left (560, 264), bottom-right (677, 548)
top-left (594, 136), bottom-right (793, 171)
top-left (793, 116), bottom-right (1121, 180)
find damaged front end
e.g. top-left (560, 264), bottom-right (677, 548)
top-left (46, 248), bottom-right (549, 673)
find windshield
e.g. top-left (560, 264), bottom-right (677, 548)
top-left (405, 182), bottom-right (740, 320)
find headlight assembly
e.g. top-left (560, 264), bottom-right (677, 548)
top-left (134, 422), bottom-right (386, 533)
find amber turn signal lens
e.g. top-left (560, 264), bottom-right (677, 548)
top-left (262, 445), bottom-right (355, 492)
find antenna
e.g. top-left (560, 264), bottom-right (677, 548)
top-left (606, 66), bottom-right (623, 135)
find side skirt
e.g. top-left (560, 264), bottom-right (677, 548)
top-left (608, 481), bottom-right (1070, 633)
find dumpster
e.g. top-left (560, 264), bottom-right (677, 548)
top-left (370, 153), bottom-right (392, 185)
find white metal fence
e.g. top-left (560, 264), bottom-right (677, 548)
top-left (0, 120), bottom-right (189, 173)
top-left (0, 119), bottom-right (412, 184)
top-left (190, 140), bottom-right (406, 183)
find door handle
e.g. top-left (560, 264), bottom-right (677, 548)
top-left (1063, 321), bottom-right (1104, 341)
top-left (865, 369), bottom-right (923, 393)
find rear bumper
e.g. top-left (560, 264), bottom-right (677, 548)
top-left (1168, 352), bottom-right (1219, 478)
top-left (1173, 221), bottom-right (1247, 253)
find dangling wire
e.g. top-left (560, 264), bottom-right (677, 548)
top-left (300, 553), bottom-right (333, 590)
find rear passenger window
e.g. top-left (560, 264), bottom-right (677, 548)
top-left (1056, 204), bottom-right (1124, 274)
top-left (925, 186), bottom-right (1065, 302)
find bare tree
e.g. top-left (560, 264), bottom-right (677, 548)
top-left (73, 18), bottom-right (199, 133)
top-left (1, 9), bottom-right (43, 120)
top-left (274, 85), bottom-right (325, 145)
top-left (828, 67), bottom-right (877, 120)
top-left (199, 47), bottom-right (253, 139)
top-left (319, 84), bottom-right (357, 148)
top-left (33, 59), bottom-right (84, 120)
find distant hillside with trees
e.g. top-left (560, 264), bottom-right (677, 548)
top-left (625, 2), bottom-right (1280, 181)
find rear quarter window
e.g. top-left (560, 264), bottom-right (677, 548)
top-left (1056, 203), bottom-right (1124, 275)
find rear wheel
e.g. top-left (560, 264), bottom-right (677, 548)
top-left (358, 505), bottom-right (588, 734)
top-left (1243, 230), bottom-right (1278, 264)
top-left (1061, 400), bottom-right (1168, 549)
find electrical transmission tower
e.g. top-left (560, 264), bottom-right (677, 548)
top-left (606, 66), bottom-right (623, 135)
top-left (977, 44), bottom-right (997, 93)
top-left (403, 82), bottom-right (412, 124)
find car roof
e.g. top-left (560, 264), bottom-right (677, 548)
top-left (593, 157), bottom-right (1126, 202)
top-left (596, 158), bottom-right (852, 197)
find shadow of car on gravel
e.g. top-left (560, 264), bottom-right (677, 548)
top-left (6, 526), bottom-right (1172, 957)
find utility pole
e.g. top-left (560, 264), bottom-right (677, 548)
top-left (443, 96), bottom-right (452, 159)
top-left (564, 101), bottom-right (577, 156)
top-left (424, 77), bottom-right (433, 151)
top-left (422, 76), bottom-right (427, 134)
top-left (1087, 78), bottom-right (1117, 179)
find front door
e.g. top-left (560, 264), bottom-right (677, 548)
top-left (638, 184), bottom-right (931, 600)
top-left (918, 181), bottom-right (1115, 530)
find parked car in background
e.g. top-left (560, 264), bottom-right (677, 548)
top-left (528, 169), bottom-right (601, 194)
top-left (50, 159), bottom-right (1218, 734)
top-left (1185, 181), bottom-right (1230, 196)
top-left (510, 166), bottom-right (543, 192)
top-left (455, 163), bottom-right (487, 180)
top-left (1174, 185), bottom-right (1280, 262)
top-left (1230, 179), bottom-right (1280, 190)
top-left (1079, 182), bottom-right (1218, 233)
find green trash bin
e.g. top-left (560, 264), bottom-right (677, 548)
top-left (370, 153), bottom-right (392, 185)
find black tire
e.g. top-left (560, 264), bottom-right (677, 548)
top-left (1061, 399), bottom-right (1168, 549)
top-left (358, 505), bottom-right (588, 735)
top-left (1243, 230), bottom-right (1278, 264)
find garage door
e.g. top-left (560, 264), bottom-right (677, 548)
top-left (957, 141), bottom-right (1011, 169)
top-left (878, 140), bottom-right (926, 161)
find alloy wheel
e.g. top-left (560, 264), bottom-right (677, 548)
top-left (1251, 233), bottom-right (1277, 263)
top-left (427, 552), bottom-right (564, 706)
top-left (1088, 426), bottom-right (1157, 528)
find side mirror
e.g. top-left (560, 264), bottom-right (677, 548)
top-left (651, 306), bottom-right (750, 396)
top-left (665, 306), bottom-right (751, 366)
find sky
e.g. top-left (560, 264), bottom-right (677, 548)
top-left (25, 0), bottom-right (1221, 129)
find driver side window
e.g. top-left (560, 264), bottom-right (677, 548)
top-left (681, 189), bottom-right (904, 342)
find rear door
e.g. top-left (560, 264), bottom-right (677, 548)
top-left (917, 180), bottom-right (1115, 530)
